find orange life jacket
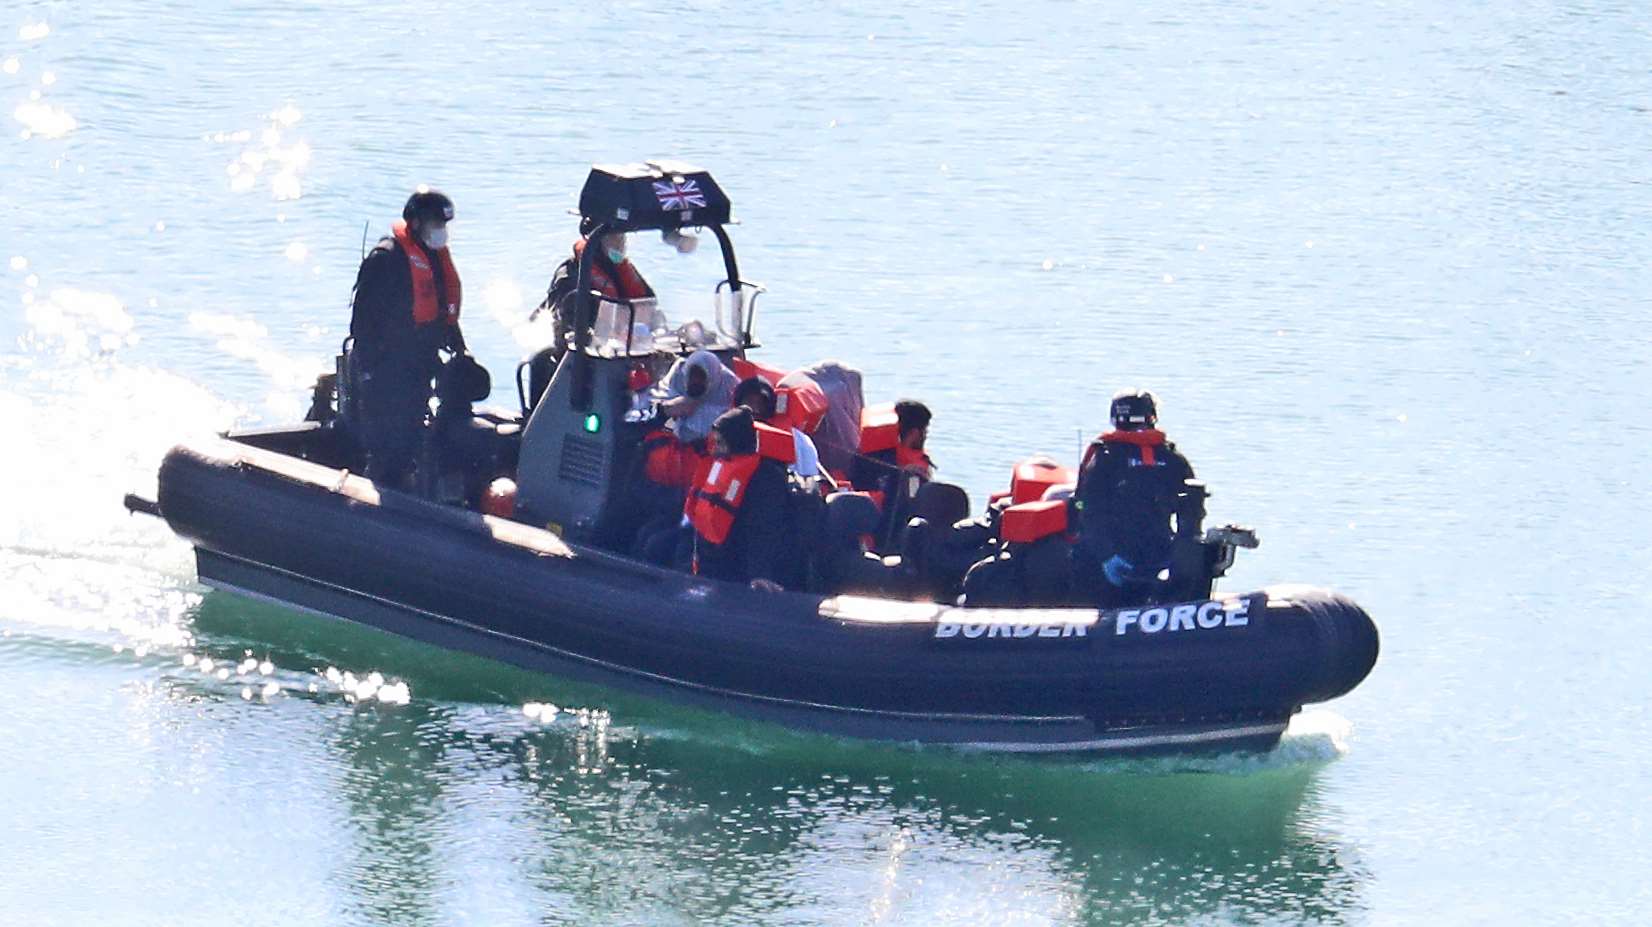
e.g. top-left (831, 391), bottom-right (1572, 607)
top-left (390, 220), bottom-right (461, 326)
top-left (1082, 429), bottom-right (1168, 469)
top-left (642, 429), bottom-right (703, 489)
top-left (730, 356), bottom-right (786, 386)
top-left (572, 238), bottom-right (651, 300)
top-left (1009, 457), bottom-right (1075, 505)
top-left (774, 378), bottom-right (829, 434)
top-left (755, 422), bottom-right (796, 464)
top-left (686, 453), bottom-right (762, 546)
top-left (859, 403), bottom-right (900, 453)
top-left (1000, 499), bottom-right (1071, 544)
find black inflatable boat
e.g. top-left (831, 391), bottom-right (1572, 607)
top-left (129, 161), bottom-right (1378, 754)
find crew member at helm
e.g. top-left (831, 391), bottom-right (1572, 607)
top-left (1072, 389), bottom-right (1196, 606)
top-left (687, 408), bottom-right (789, 592)
top-left (537, 217), bottom-right (655, 356)
top-left (349, 187), bottom-right (467, 486)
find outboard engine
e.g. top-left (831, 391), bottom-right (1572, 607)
top-left (1158, 481), bottom-right (1259, 602)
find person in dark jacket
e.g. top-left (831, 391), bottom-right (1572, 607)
top-left (733, 376), bottom-right (823, 480)
top-left (850, 399), bottom-right (934, 549)
top-left (687, 408), bottom-right (790, 591)
top-left (535, 218), bottom-right (654, 358)
top-left (349, 187), bottom-right (467, 485)
top-left (1072, 389), bottom-right (1196, 606)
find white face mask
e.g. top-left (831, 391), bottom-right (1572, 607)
top-left (422, 226), bottom-right (449, 249)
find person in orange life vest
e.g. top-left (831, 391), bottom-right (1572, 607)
top-left (1072, 389), bottom-right (1196, 606)
top-left (849, 399), bottom-right (934, 545)
top-left (630, 352), bottom-right (744, 566)
top-left (687, 407), bottom-right (790, 592)
top-left (639, 349), bottom-right (740, 489)
top-left (349, 187), bottom-right (467, 485)
top-left (733, 376), bottom-right (823, 480)
top-left (537, 218), bottom-right (654, 357)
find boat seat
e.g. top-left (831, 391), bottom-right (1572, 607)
top-left (823, 490), bottom-right (880, 542)
top-left (892, 482), bottom-right (972, 598)
top-left (910, 481), bottom-right (969, 527)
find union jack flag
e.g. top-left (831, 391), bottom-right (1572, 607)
top-left (653, 179), bottom-right (707, 210)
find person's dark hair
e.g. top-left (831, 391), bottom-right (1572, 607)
top-left (1109, 389), bottom-right (1157, 431)
top-left (579, 216), bottom-right (596, 237)
top-left (733, 376), bottom-right (776, 417)
top-left (403, 188), bottom-right (454, 225)
top-left (712, 407), bottom-right (757, 455)
top-left (894, 399), bottom-right (932, 438)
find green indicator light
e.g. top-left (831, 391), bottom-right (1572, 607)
top-left (582, 413), bottom-right (602, 434)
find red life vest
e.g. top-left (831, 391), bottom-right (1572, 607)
top-left (1000, 499), bottom-right (1071, 544)
top-left (774, 377), bottom-right (829, 434)
top-left (390, 220), bottom-right (461, 326)
top-left (642, 429), bottom-right (703, 489)
top-left (859, 403), bottom-right (900, 453)
top-left (1084, 429), bottom-right (1167, 468)
top-left (755, 422), bottom-right (796, 464)
top-left (687, 454), bottom-right (762, 546)
top-left (572, 238), bottom-right (651, 300)
top-left (1009, 457), bottom-right (1075, 504)
top-left (895, 445), bottom-right (931, 473)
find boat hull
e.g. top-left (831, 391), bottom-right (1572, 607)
top-left (155, 438), bottom-right (1379, 755)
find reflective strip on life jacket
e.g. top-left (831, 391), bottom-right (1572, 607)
top-left (754, 422), bottom-right (796, 464)
top-left (391, 219), bottom-right (461, 326)
top-left (687, 454), bottom-right (762, 545)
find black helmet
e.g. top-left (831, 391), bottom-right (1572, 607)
top-left (403, 187), bottom-right (454, 224)
top-left (1109, 389), bottom-right (1157, 430)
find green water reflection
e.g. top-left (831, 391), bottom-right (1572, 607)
top-left (188, 591), bottom-right (1367, 925)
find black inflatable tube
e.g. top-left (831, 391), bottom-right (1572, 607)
top-left (153, 439), bottom-right (1379, 752)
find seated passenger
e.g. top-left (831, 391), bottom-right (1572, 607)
top-left (536, 218), bottom-right (655, 358)
top-left (660, 350), bottom-right (738, 443)
top-left (733, 376), bottom-right (822, 480)
top-left (1072, 389), bottom-right (1196, 606)
top-left (850, 399), bottom-right (934, 547)
top-left (687, 408), bottom-right (790, 592)
top-left (639, 349), bottom-right (740, 490)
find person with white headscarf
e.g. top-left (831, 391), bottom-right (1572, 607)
top-left (657, 349), bottom-right (739, 444)
top-left (629, 349), bottom-right (742, 567)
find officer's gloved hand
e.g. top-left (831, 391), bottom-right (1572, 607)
top-left (1102, 554), bottom-right (1136, 588)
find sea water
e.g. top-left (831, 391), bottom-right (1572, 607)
top-left (3, 1), bottom-right (1649, 923)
